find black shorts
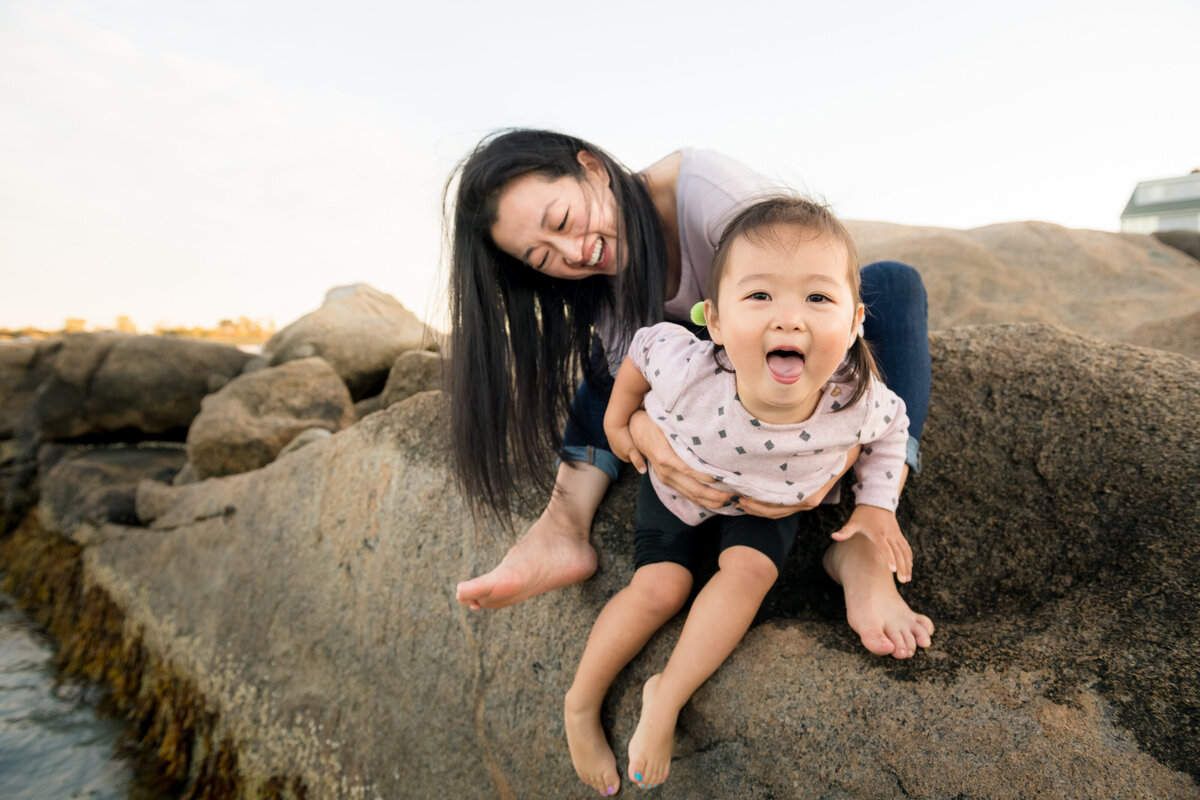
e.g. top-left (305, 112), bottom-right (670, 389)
top-left (633, 474), bottom-right (799, 575)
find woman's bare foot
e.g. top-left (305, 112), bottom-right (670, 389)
top-left (456, 462), bottom-right (609, 610)
top-left (627, 675), bottom-right (677, 790)
top-left (456, 519), bottom-right (597, 610)
top-left (564, 691), bottom-right (621, 796)
top-left (824, 534), bottom-right (934, 659)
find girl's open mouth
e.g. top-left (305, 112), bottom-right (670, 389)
top-left (766, 349), bottom-right (805, 384)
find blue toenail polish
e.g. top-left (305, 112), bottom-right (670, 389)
top-left (635, 773), bottom-right (642, 782)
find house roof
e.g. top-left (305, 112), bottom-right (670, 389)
top-left (1121, 195), bottom-right (1200, 218)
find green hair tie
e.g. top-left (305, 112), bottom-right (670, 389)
top-left (689, 301), bottom-right (707, 326)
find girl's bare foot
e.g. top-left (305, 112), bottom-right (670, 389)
top-left (564, 692), bottom-right (621, 796)
top-left (627, 675), bottom-right (677, 790)
top-left (824, 534), bottom-right (934, 659)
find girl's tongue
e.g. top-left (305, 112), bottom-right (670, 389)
top-left (766, 350), bottom-right (805, 384)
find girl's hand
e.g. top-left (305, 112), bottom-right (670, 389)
top-left (831, 505), bottom-right (913, 583)
top-left (605, 424), bottom-right (646, 473)
top-left (731, 495), bottom-right (806, 519)
top-left (628, 410), bottom-right (733, 510)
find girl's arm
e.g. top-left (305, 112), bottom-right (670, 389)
top-left (602, 356), bottom-right (653, 471)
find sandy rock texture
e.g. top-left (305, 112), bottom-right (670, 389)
top-left (185, 357), bottom-right (355, 479)
top-left (63, 326), bottom-right (1198, 799)
top-left (262, 283), bottom-right (430, 400)
top-left (851, 221), bottom-right (1200, 360)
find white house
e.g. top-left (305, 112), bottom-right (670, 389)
top-left (1120, 170), bottom-right (1200, 233)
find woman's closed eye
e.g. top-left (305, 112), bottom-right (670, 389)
top-left (556, 210), bottom-right (569, 232)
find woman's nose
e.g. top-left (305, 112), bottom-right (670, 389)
top-left (549, 233), bottom-right (586, 266)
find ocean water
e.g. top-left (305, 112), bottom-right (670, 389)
top-left (0, 591), bottom-right (169, 800)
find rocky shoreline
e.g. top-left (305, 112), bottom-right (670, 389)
top-left (2, 228), bottom-right (1200, 798)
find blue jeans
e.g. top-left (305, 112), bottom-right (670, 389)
top-left (561, 260), bottom-right (931, 480)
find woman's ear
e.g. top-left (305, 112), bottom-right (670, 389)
top-left (705, 299), bottom-right (723, 345)
top-left (577, 150), bottom-right (610, 187)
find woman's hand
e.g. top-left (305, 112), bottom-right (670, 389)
top-left (735, 444), bottom-right (863, 518)
top-left (830, 504), bottom-right (913, 582)
top-left (628, 410), bottom-right (734, 510)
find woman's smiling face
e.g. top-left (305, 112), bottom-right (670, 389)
top-left (489, 151), bottom-right (623, 280)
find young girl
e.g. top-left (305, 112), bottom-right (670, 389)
top-left (567, 196), bottom-right (933, 795)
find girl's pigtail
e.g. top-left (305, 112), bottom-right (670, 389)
top-left (835, 335), bottom-right (882, 412)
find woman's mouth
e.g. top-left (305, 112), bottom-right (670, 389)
top-left (766, 348), bottom-right (805, 384)
top-left (585, 237), bottom-right (605, 268)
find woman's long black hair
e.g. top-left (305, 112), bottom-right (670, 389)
top-left (444, 129), bottom-right (668, 524)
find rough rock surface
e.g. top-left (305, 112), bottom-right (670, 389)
top-left (38, 445), bottom-right (186, 539)
top-left (19, 333), bottom-right (253, 441)
top-left (185, 357), bottom-right (354, 479)
top-left (1154, 229), bottom-right (1200, 263)
top-left (262, 283), bottom-right (429, 399)
top-left (1, 335), bottom-right (249, 533)
top-left (0, 341), bottom-right (43, 439)
top-left (380, 349), bottom-right (443, 409)
top-left (1127, 309), bottom-right (1200, 361)
top-left (851, 220), bottom-right (1200, 360)
top-left (60, 325), bottom-right (1197, 798)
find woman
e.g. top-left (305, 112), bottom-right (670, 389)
top-left (447, 129), bottom-right (932, 659)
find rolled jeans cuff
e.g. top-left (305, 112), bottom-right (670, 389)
top-left (906, 436), bottom-right (922, 474)
top-left (557, 445), bottom-right (622, 483)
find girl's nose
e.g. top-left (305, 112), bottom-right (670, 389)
top-left (774, 306), bottom-right (807, 330)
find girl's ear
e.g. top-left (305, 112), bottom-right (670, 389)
top-left (849, 303), bottom-right (865, 347)
top-left (705, 299), bottom-right (724, 345)
top-left (576, 150), bottom-right (610, 187)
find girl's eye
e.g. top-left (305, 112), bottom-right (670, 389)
top-left (747, 291), bottom-right (770, 301)
top-left (557, 210), bottom-right (569, 232)
top-left (807, 293), bottom-right (830, 303)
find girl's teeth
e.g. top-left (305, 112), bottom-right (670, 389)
top-left (586, 238), bottom-right (603, 267)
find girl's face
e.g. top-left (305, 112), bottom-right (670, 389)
top-left (489, 151), bottom-right (623, 280)
top-left (705, 229), bottom-right (864, 425)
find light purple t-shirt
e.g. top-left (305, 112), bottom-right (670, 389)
top-left (599, 148), bottom-right (778, 377)
top-left (631, 323), bottom-right (909, 526)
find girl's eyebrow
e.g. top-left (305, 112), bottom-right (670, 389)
top-left (734, 272), bottom-right (840, 286)
top-left (521, 201), bottom-right (557, 263)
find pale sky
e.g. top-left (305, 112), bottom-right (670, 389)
top-left (2, 0), bottom-right (1197, 333)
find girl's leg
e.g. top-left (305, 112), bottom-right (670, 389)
top-left (567, 562), bottom-right (693, 796)
top-left (627, 545), bottom-right (779, 789)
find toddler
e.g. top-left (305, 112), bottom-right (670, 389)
top-left (566, 195), bottom-right (933, 795)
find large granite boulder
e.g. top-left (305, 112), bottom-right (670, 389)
top-left (64, 325), bottom-right (1198, 798)
top-left (262, 284), bottom-right (429, 400)
top-left (38, 445), bottom-right (186, 538)
top-left (185, 357), bottom-right (354, 480)
top-left (17, 333), bottom-right (253, 441)
top-left (850, 220), bottom-right (1200, 360)
top-left (380, 349), bottom-right (442, 409)
top-left (1154, 229), bottom-right (1200, 263)
top-left (0, 341), bottom-right (44, 439)
top-left (1, 334), bottom-right (250, 534)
